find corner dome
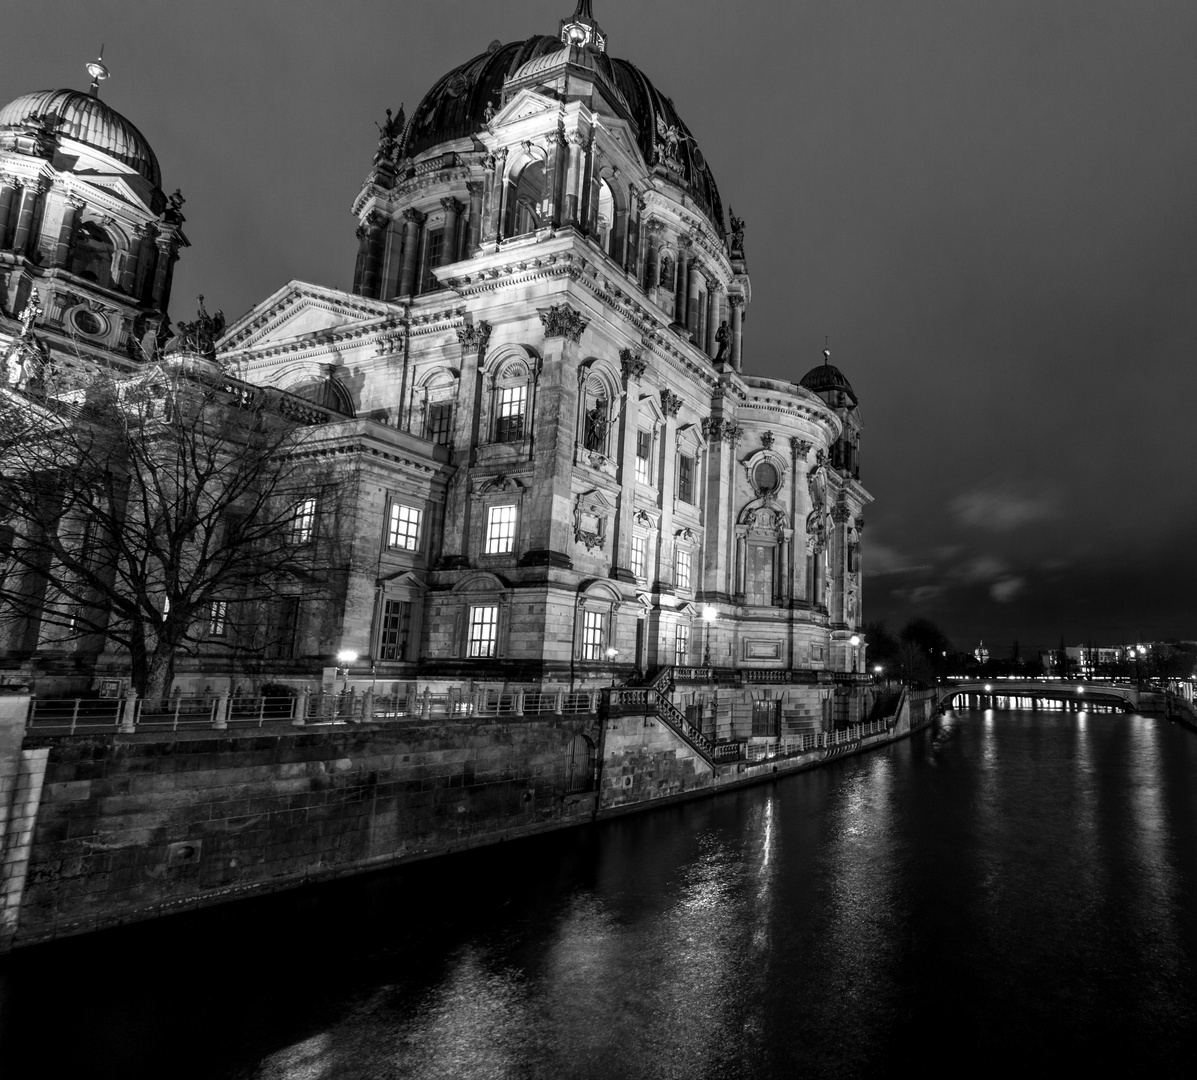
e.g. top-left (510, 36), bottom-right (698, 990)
top-left (799, 352), bottom-right (858, 405)
top-left (0, 89), bottom-right (161, 188)
top-left (401, 35), bottom-right (725, 236)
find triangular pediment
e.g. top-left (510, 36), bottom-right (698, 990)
top-left (218, 281), bottom-right (396, 355)
top-left (493, 89), bottom-right (558, 130)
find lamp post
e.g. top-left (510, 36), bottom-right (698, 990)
top-left (335, 649), bottom-right (358, 690)
top-left (849, 633), bottom-right (861, 674)
top-left (702, 605), bottom-right (718, 668)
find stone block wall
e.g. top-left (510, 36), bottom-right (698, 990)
top-left (12, 715), bottom-right (598, 948)
top-left (599, 713), bottom-right (715, 811)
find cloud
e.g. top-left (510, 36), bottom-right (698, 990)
top-left (951, 489), bottom-right (1060, 531)
top-left (864, 541), bottom-right (934, 577)
top-left (953, 555), bottom-right (1008, 583)
top-left (990, 577), bottom-right (1025, 602)
top-left (893, 584), bottom-right (945, 604)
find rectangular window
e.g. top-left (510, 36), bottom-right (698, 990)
top-left (467, 604), bottom-right (499, 658)
top-left (267, 597), bottom-right (300, 660)
top-left (427, 401), bottom-right (453, 446)
top-left (291, 497), bottom-right (316, 545)
top-left (387, 503), bottom-right (422, 551)
top-left (495, 385), bottom-right (526, 443)
top-left (582, 609), bottom-right (606, 661)
top-left (485, 504), bottom-right (516, 555)
top-left (752, 700), bottom-right (780, 738)
top-left (635, 429), bottom-right (652, 484)
top-left (675, 548), bottom-right (692, 590)
top-left (631, 534), bottom-right (648, 580)
top-left (677, 454), bottom-right (694, 503)
top-left (747, 543), bottom-right (774, 606)
top-left (674, 623), bottom-right (690, 666)
top-left (208, 601), bottom-right (228, 637)
top-left (379, 599), bottom-right (412, 661)
top-left (420, 229), bottom-right (444, 292)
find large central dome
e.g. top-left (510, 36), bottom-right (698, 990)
top-left (402, 35), bottom-right (725, 236)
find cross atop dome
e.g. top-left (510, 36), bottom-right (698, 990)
top-left (560, 0), bottom-right (606, 53)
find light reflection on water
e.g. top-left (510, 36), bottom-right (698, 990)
top-left (3, 711), bottom-right (1197, 1079)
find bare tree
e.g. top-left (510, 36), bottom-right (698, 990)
top-left (0, 349), bottom-right (345, 700)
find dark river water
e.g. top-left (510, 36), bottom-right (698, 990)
top-left (3, 710), bottom-right (1197, 1079)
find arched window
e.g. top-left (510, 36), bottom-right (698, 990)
top-left (490, 357), bottom-right (534, 445)
top-left (596, 179), bottom-right (615, 256)
top-left (68, 222), bottom-right (116, 288)
top-left (660, 253), bottom-right (675, 292)
top-left (505, 161), bottom-right (545, 238)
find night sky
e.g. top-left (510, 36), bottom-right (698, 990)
top-left (6, 1), bottom-right (1196, 656)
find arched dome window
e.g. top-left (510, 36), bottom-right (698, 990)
top-left (596, 179), bottom-right (615, 256)
top-left (68, 221), bottom-right (116, 288)
top-left (505, 161), bottom-right (544, 238)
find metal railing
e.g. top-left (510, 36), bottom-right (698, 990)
top-left (25, 685), bottom-right (607, 734)
top-left (607, 686), bottom-right (716, 761)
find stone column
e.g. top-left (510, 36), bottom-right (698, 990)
top-left (734, 531), bottom-right (748, 601)
top-left (706, 282), bottom-right (721, 359)
top-left (686, 258), bottom-right (701, 340)
top-left (778, 533), bottom-right (791, 604)
top-left (626, 191), bottom-right (642, 277)
top-left (610, 349), bottom-right (646, 583)
top-left (644, 220), bottom-right (661, 302)
top-left (465, 181), bottom-right (484, 253)
top-left (132, 226), bottom-right (157, 302)
top-left (396, 208), bottom-right (425, 298)
top-left (525, 304), bottom-right (589, 566)
top-left (655, 390), bottom-right (682, 592)
top-left (580, 135), bottom-right (597, 234)
top-left (0, 177), bottom-right (17, 245)
top-left (545, 127), bottom-right (566, 227)
top-left (729, 294), bottom-right (745, 372)
top-left (830, 505), bottom-right (851, 625)
top-left (120, 225), bottom-right (145, 294)
top-left (10, 183), bottom-right (44, 257)
top-left (440, 197), bottom-right (463, 265)
top-left (789, 438), bottom-right (811, 603)
top-left (488, 148), bottom-right (508, 241)
top-left (359, 212), bottom-right (387, 298)
top-left (52, 194), bottom-right (84, 269)
top-left (674, 237), bottom-right (691, 324)
top-left (564, 133), bottom-right (584, 224)
top-left (150, 239), bottom-right (175, 307)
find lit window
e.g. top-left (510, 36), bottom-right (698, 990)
top-left (427, 401), bottom-right (453, 446)
top-left (677, 454), bottom-right (694, 503)
top-left (485, 505), bottom-right (516, 555)
top-left (674, 623), bottom-right (690, 666)
top-left (467, 604), bottom-right (499, 658)
top-left (495, 385), bottom-right (526, 443)
top-left (631, 534), bottom-right (647, 580)
top-left (379, 599), bottom-right (411, 661)
top-left (635, 429), bottom-right (652, 484)
top-left (582, 609), bottom-right (606, 661)
top-left (291, 498), bottom-right (316, 544)
top-left (387, 503), bottom-right (422, 551)
top-left (208, 601), bottom-right (227, 637)
top-left (675, 548), bottom-right (692, 590)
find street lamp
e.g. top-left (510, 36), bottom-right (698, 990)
top-left (336, 649), bottom-right (358, 688)
top-left (702, 605), bottom-right (718, 667)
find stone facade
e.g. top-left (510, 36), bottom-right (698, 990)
top-left (0, 10), bottom-right (872, 735)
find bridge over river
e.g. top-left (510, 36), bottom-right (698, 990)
top-left (938, 679), bottom-right (1141, 712)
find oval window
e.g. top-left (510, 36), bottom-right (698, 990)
top-left (754, 460), bottom-right (779, 494)
top-left (72, 308), bottom-right (107, 337)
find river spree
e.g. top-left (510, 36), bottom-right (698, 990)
top-left (3, 710), bottom-right (1196, 1078)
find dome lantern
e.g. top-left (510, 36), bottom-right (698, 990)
top-left (560, 0), bottom-right (606, 53)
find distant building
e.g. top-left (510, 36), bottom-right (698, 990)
top-left (1, 5), bottom-right (874, 735)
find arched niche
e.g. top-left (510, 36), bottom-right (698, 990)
top-left (68, 220), bottom-right (117, 288)
top-left (576, 358), bottom-right (621, 460)
top-left (285, 375), bottom-right (356, 417)
top-left (504, 155), bottom-right (546, 239)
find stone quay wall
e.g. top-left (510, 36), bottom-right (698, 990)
top-left (4, 713), bottom-right (599, 950)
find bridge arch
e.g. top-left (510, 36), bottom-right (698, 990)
top-left (936, 680), bottom-right (1139, 713)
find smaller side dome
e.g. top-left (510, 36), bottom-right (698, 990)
top-left (0, 89), bottom-right (161, 187)
top-left (799, 350), bottom-right (857, 405)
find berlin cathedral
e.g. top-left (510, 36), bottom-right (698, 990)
top-left (0, 3), bottom-right (873, 736)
